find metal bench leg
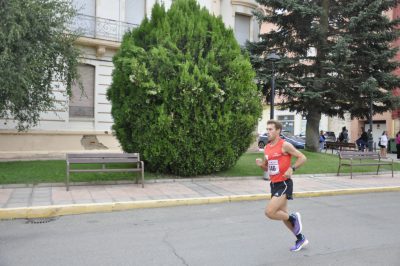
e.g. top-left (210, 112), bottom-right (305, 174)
top-left (66, 162), bottom-right (70, 191)
top-left (134, 162), bottom-right (139, 185)
top-left (141, 161), bottom-right (144, 188)
top-left (350, 160), bottom-right (353, 179)
top-left (392, 161), bottom-right (394, 178)
top-left (134, 174), bottom-right (138, 185)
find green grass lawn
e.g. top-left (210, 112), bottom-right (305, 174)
top-left (0, 151), bottom-right (398, 185)
top-left (0, 161), bottom-right (161, 185)
top-left (218, 151), bottom-right (400, 176)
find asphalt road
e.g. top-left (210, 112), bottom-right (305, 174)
top-left (1, 192), bottom-right (399, 266)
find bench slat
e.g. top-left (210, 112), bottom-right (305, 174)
top-left (326, 142), bottom-right (357, 154)
top-left (327, 144), bottom-right (356, 147)
top-left (340, 151), bottom-right (375, 154)
top-left (340, 155), bottom-right (379, 159)
top-left (326, 142), bottom-right (356, 147)
top-left (340, 163), bottom-right (392, 166)
top-left (68, 158), bottom-right (139, 164)
top-left (67, 153), bottom-right (139, 159)
top-left (339, 151), bottom-right (379, 159)
top-left (69, 168), bottom-right (142, 173)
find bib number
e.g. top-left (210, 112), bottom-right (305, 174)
top-left (268, 160), bottom-right (280, 175)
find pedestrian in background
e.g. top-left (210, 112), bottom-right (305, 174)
top-left (356, 127), bottom-right (368, 151)
top-left (379, 131), bottom-right (388, 158)
top-left (319, 130), bottom-right (326, 152)
top-left (395, 131), bottom-right (400, 159)
top-left (338, 127), bottom-right (349, 143)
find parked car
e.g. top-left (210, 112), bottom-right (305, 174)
top-left (295, 132), bottom-right (306, 140)
top-left (258, 133), bottom-right (269, 149)
top-left (324, 131), bottom-right (336, 142)
top-left (258, 131), bottom-right (305, 149)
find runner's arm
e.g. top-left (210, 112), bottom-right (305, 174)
top-left (282, 142), bottom-right (307, 177)
top-left (256, 158), bottom-right (268, 171)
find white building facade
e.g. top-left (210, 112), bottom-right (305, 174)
top-left (0, 0), bottom-right (260, 158)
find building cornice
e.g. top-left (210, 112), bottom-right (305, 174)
top-left (231, 0), bottom-right (258, 9)
top-left (0, 130), bottom-right (113, 136)
top-left (76, 37), bottom-right (121, 50)
top-left (75, 37), bottom-right (121, 57)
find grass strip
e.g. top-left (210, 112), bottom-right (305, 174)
top-left (0, 151), bottom-right (398, 185)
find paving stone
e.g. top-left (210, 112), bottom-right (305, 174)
top-left (74, 200), bottom-right (95, 204)
top-left (4, 203), bottom-right (28, 208)
top-left (31, 201), bottom-right (52, 207)
top-left (7, 198), bottom-right (30, 204)
top-left (53, 200), bottom-right (74, 205)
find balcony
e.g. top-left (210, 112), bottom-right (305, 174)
top-left (69, 14), bottom-right (138, 42)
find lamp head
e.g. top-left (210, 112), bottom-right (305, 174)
top-left (266, 52), bottom-right (281, 62)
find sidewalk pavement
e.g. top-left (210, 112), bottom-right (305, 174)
top-left (0, 170), bottom-right (399, 220)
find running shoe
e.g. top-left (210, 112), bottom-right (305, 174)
top-left (290, 236), bottom-right (309, 252)
top-left (292, 212), bottom-right (302, 235)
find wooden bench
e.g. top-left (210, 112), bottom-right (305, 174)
top-left (66, 153), bottom-right (144, 191)
top-left (337, 151), bottom-right (394, 179)
top-left (325, 142), bottom-right (357, 154)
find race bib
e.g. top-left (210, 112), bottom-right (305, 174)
top-left (268, 160), bottom-right (279, 175)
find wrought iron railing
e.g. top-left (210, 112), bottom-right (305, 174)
top-left (69, 14), bottom-right (138, 42)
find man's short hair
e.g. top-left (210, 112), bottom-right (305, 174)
top-left (267, 120), bottom-right (283, 131)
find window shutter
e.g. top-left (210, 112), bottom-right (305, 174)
top-left (235, 14), bottom-right (251, 46)
top-left (125, 0), bottom-right (145, 25)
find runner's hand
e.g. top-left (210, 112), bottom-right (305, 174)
top-left (255, 158), bottom-right (263, 167)
top-left (283, 167), bottom-right (293, 178)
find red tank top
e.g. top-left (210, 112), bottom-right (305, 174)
top-left (264, 138), bottom-right (291, 183)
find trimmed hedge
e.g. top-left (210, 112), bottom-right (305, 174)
top-left (107, 0), bottom-right (261, 176)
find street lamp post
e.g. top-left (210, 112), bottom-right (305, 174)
top-left (368, 93), bottom-right (374, 151)
top-left (367, 77), bottom-right (377, 152)
top-left (266, 52), bottom-right (281, 120)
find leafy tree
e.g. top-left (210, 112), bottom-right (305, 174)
top-left (332, 1), bottom-right (400, 122)
top-left (107, 0), bottom-right (261, 176)
top-left (0, 0), bottom-right (80, 131)
top-left (248, 0), bottom-right (400, 151)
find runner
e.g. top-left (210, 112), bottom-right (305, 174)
top-left (256, 120), bottom-right (308, 251)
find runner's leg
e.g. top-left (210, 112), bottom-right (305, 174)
top-left (265, 196), bottom-right (301, 236)
top-left (265, 195), bottom-right (289, 221)
top-left (279, 199), bottom-right (294, 232)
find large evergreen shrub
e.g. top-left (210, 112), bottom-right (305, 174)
top-left (107, 0), bottom-right (261, 176)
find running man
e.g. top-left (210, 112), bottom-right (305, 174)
top-left (256, 120), bottom-right (308, 252)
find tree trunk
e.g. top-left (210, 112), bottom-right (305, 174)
top-left (305, 110), bottom-right (321, 152)
top-left (304, 0), bottom-right (327, 152)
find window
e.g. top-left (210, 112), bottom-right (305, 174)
top-left (72, 0), bottom-right (95, 16)
top-left (278, 115), bottom-right (295, 134)
top-left (235, 13), bottom-right (251, 46)
top-left (160, 0), bottom-right (173, 9)
top-left (69, 64), bottom-right (95, 118)
top-left (71, 0), bottom-right (96, 37)
top-left (125, 0), bottom-right (145, 25)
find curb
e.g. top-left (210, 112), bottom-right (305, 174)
top-left (1, 186), bottom-right (400, 220)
